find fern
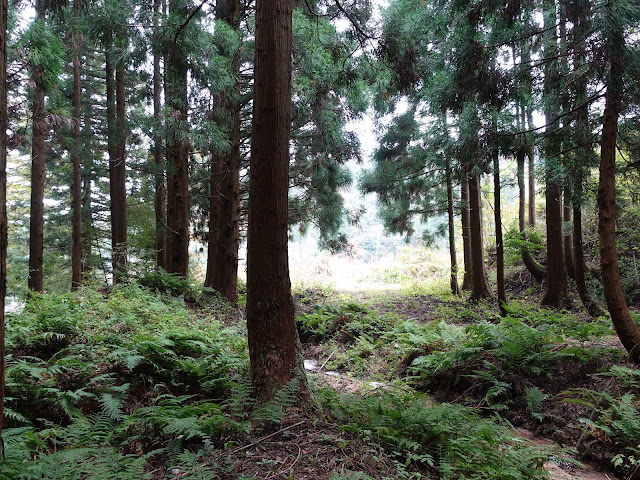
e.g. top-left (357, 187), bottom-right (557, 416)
top-left (251, 378), bottom-right (301, 425)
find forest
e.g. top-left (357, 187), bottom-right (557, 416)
top-left (0, 0), bottom-right (640, 478)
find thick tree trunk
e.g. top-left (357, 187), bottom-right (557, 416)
top-left (71, 0), bottom-right (82, 290)
top-left (211, 0), bottom-right (241, 302)
top-left (461, 175), bottom-right (473, 290)
top-left (28, 70), bottom-right (45, 293)
top-left (598, 30), bottom-right (640, 362)
top-left (445, 158), bottom-right (460, 296)
top-left (541, 180), bottom-right (566, 306)
top-left (563, 186), bottom-right (575, 279)
top-left (153, 0), bottom-right (166, 271)
top-left (468, 173), bottom-right (492, 300)
top-left (541, 0), bottom-right (566, 307)
top-left (1, 0), bottom-right (9, 445)
top-left (106, 44), bottom-right (127, 283)
top-left (247, 0), bottom-right (308, 404)
top-left (570, 0), bottom-right (605, 318)
top-left (517, 145), bottom-right (545, 281)
top-left (205, 152), bottom-right (221, 287)
top-left (493, 146), bottom-right (506, 313)
top-left (164, 4), bottom-right (190, 277)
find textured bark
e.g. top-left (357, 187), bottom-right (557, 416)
top-left (247, 0), bottom-right (308, 404)
top-left (106, 43), bottom-right (127, 284)
top-left (153, 0), bottom-right (166, 271)
top-left (461, 175), bottom-right (472, 290)
top-left (1, 0), bottom-right (9, 444)
top-left (28, 64), bottom-right (46, 292)
top-left (542, 180), bottom-right (566, 307)
top-left (541, 0), bottom-right (567, 307)
top-left (205, 152), bottom-right (221, 287)
top-left (445, 157), bottom-right (460, 296)
top-left (598, 30), bottom-right (640, 362)
top-left (563, 186), bottom-right (575, 279)
top-left (517, 144), bottom-right (546, 281)
top-left (468, 173), bottom-right (492, 300)
top-left (521, 46), bottom-right (536, 228)
top-left (71, 0), bottom-right (82, 290)
top-left (211, 0), bottom-right (241, 302)
top-left (164, 2), bottom-right (190, 277)
top-left (493, 146), bottom-right (506, 313)
top-left (570, 0), bottom-right (604, 318)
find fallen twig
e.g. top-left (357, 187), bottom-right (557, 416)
top-left (231, 421), bottom-right (306, 454)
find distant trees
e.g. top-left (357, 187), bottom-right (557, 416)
top-left (0, 0), bottom-right (8, 445)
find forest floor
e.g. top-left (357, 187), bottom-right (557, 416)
top-left (2, 275), bottom-right (639, 479)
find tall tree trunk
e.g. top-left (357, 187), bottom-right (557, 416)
top-left (445, 156), bottom-right (460, 296)
top-left (113, 63), bottom-right (127, 281)
top-left (493, 142), bottom-right (506, 313)
top-left (247, 0), bottom-right (308, 404)
top-left (570, 0), bottom-right (604, 317)
top-left (541, 0), bottom-right (567, 307)
top-left (517, 141), bottom-right (546, 281)
top-left (521, 45), bottom-right (536, 228)
top-left (81, 95), bottom-right (93, 279)
top-left (468, 173), bottom-right (492, 300)
top-left (598, 28), bottom-right (640, 362)
top-left (71, 0), bottom-right (82, 290)
top-left (153, 0), bottom-right (166, 271)
top-left (0, 0), bottom-right (9, 447)
top-left (563, 185), bottom-right (575, 279)
top-left (461, 174), bottom-right (473, 290)
top-left (28, 56), bottom-right (46, 293)
top-left (165, 1), bottom-right (190, 277)
top-left (212, 0), bottom-right (241, 302)
top-left (205, 152), bottom-right (221, 287)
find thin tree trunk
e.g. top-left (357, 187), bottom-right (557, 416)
top-left (563, 185), bottom-right (575, 279)
top-left (521, 45), bottom-right (536, 228)
top-left (517, 142), bottom-right (545, 281)
top-left (211, 0), bottom-right (241, 302)
top-left (461, 174), bottom-right (473, 290)
top-left (71, 0), bottom-right (82, 290)
top-left (445, 156), bottom-right (460, 296)
top-left (205, 152), bottom-right (221, 287)
top-left (493, 144), bottom-right (506, 313)
top-left (81, 96), bottom-right (93, 279)
top-left (468, 173), bottom-right (492, 299)
top-left (153, 0), bottom-right (166, 271)
top-left (164, 0), bottom-right (190, 277)
top-left (0, 0), bottom-right (9, 448)
top-left (28, 61), bottom-right (46, 293)
top-left (247, 0), bottom-right (309, 404)
top-left (598, 28), bottom-right (640, 362)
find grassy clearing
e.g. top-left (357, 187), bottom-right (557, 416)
top-left (0, 273), bottom-right (637, 478)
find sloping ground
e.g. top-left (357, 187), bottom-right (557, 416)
top-left (296, 287), bottom-right (634, 479)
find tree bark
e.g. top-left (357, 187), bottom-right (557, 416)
top-left (517, 142), bottom-right (546, 281)
top-left (445, 156), bottom-right (460, 296)
top-left (71, 0), bottom-right (82, 290)
top-left (597, 29), bottom-right (640, 362)
top-left (212, 0), bottom-right (241, 302)
top-left (164, 0), bottom-right (190, 277)
top-left (541, 0), bottom-right (567, 307)
top-left (468, 173), bottom-right (492, 299)
top-left (247, 0), bottom-right (309, 404)
top-left (563, 185), bottom-right (575, 279)
top-left (461, 174), bottom-right (473, 290)
top-left (153, 0), bottom-right (166, 271)
top-left (493, 143), bottom-right (506, 313)
top-left (205, 152), bottom-right (221, 287)
top-left (521, 45), bottom-right (536, 228)
top-left (0, 0), bottom-right (9, 446)
top-left (570, 0), bottom-right (604, 317)
top-left (81, 97), bottom-right (93, 279)
top-left (28, 58), bottom-right (46, 293)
